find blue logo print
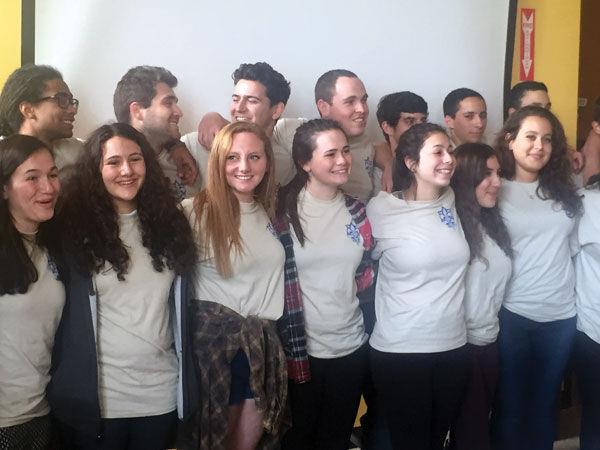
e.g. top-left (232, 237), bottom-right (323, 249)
top-left (47, 257), bottom-right (60, 280)
top-left (266, 222), bottom-right (277, 237)
top-left (565, 209), bottom-right (575, 219)
top-left (346, 221), bottom-right (360, 244)
top-left (438, 206), bottom-right (456, 228)
top-left (364, 157), bottom-right (374, 177)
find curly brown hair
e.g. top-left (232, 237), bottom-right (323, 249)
top-left (59, 122), bottom-right (196, 280)
top-left (495, 106), bottom-right (582, 218)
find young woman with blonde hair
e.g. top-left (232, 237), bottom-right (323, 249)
top-left (183, 121), bottom-right (287, 450)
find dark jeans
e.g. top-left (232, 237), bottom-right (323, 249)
top-left (450, 342), bottom-right (499, 450)
top-left (573, 330), bottom-right (600, 450)
top-left (282, 342), bottom-right (369, 450)
top-left (491, 308), bottom-right (576, 450)
top-left (370, 345), bottom-right (470, 450)
top-left (58, 410), bottom-right (177, 450)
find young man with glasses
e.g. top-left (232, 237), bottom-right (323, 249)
top-left (0, 64), bottom-right (82, 179)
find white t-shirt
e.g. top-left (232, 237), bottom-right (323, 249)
top-left (575, 188), bottom-right (600, 343)
top-left (366, 188), bottom-right (469, 353)
top-left (0, 239), bottom-right (65, 427)
top-left (498, 179), bottom-right (577, 322)
top-left (95, 211), bottom-right (178, 418)
top-left (183, 199), bottom-right (285, 321)
top-left (52, 137), bottom-right (84, 180)
top-left (156, 147), bottom-right (203, 200)
top-left (291, 189), bottom-right (368, 358)
top-left (464, 231), bottom-right (512, 345)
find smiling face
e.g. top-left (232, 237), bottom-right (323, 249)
top-left (229, 79), bottom-right (283, 133)
top-left (3, 149), bottom-right (60, 233)
top-left (225, 131), bottom-right (268, 203)
top-left (508, 115), bottom-right (553, 182)
top-left (100, 136), bottom-right (146, 214)
top-left (445, 96), bottom-right (487, 145)
top-left (475, 156), bottom-right (502, 208)
top-left (408, 132), bottom-right (455, 195)
top-left (302, 129), bottom-right (351, 198)
top-left (318, 76), bottom-right (369, 138)
top-left (25, 78), bottom-right (77, 143)
top-left (138, 82), bottom-right (182, 146)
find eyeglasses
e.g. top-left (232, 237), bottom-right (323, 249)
top-left (37, 92), bottom-right (79, 110)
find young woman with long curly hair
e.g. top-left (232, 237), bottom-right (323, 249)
top-left (47, 122), bottom-right (196, 449)
top-left (0, 135), bottom-right (62, 448)
top-left (449, 143), bottom-right (512, 450)
top-left (182, 121), bottom-right (287, 450)
top-left (491, 106), bottom-right (582, 450)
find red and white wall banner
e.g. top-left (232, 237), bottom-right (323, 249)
top-left (520, 8), bottom-right (535, 81)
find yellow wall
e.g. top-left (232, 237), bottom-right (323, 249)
top-left (0, 1), bottom-right (22, 89)
top-left (511, 0), bottom-right (581, 147)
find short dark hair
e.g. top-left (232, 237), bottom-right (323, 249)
top-left (113, 66), bottom-right (178, 123)
top-left (0, 64), bottom-right (63, 136)
top-left (506, 81), bottom-right (548, 113)
top-left (232, 62), bottom-right (291, 106)
top-left (443, 88), bottom-right (484, 118)
top-left (314, 69), bottom-right (358, 105)
top-left (393, 122), bottom-right (447, 191)
top-left (376, 91), bottom-right (428, 138)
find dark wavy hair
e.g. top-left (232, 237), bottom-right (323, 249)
top-left (276, 118), bottom-right (346, 246)
top-left (113, 66), bottom-right (178, 124)
top-left (451, 143), bottom-right (512, 262)
top-left (59, 122), bottom-right (195, 280)
top-left (495, 105), bottom-right (582, 218)
top-left (0, 135), bottom-right (59, 295)
top-left (232, 62), bottom-right (291, 106)
top-left (392, 122), bottom-right (448, 191)
top-left (0, 64), bottom-right (63, 136)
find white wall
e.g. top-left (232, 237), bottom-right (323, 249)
top-left (36, 0), bottom-right (509, 143)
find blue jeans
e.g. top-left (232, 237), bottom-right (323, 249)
top-left (491, 308), bottom-right (576, 450)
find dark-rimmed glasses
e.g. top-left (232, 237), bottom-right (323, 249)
top-left (37, 92), bottom-right (79, 110)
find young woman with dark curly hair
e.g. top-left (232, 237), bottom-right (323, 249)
top-left (47, 123), bottom-right (197, 450)
top-left (0, 135), bottom-right (62, 449)
top-left (366, 123), bottom-right (471, 450)
top-left (182, 121), bottom-right (287, 450)
top-left (490, 106), bottom-right (582, 450)
top-left (449, 143), bottom-right (512, 450)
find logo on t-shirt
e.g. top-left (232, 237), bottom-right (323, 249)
top-left (47, 256), bottom-right (60, 280)
top-left (364, 157), bottom-right (374, 177)
top-left (438, 206), bottom-right (456, 228)
top-left (346, 221), bottom-right (360, 244)
top-left (266, 222), bottom-right (277, 237)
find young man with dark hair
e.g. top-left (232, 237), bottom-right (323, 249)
top-left (113, 65), bottom-right (200, 199)
top-left (376, 91), bottom-right (428, 151)
top-left (314, 69), bottom-right (376, 203)
top-left (506, 80), bottom-right (550, 117)
top-left (443, 88), bottom-right (487, 147)
top-left (189, 61), bottom-right (296, 187)
top-left (0, 64), bottom-right (82, 178)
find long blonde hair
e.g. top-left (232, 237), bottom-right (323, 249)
top-left (193, 121), bottom-right (276, 277)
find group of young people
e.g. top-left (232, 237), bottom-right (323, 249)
top-left (1, 60), bottom-right (600, 450)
